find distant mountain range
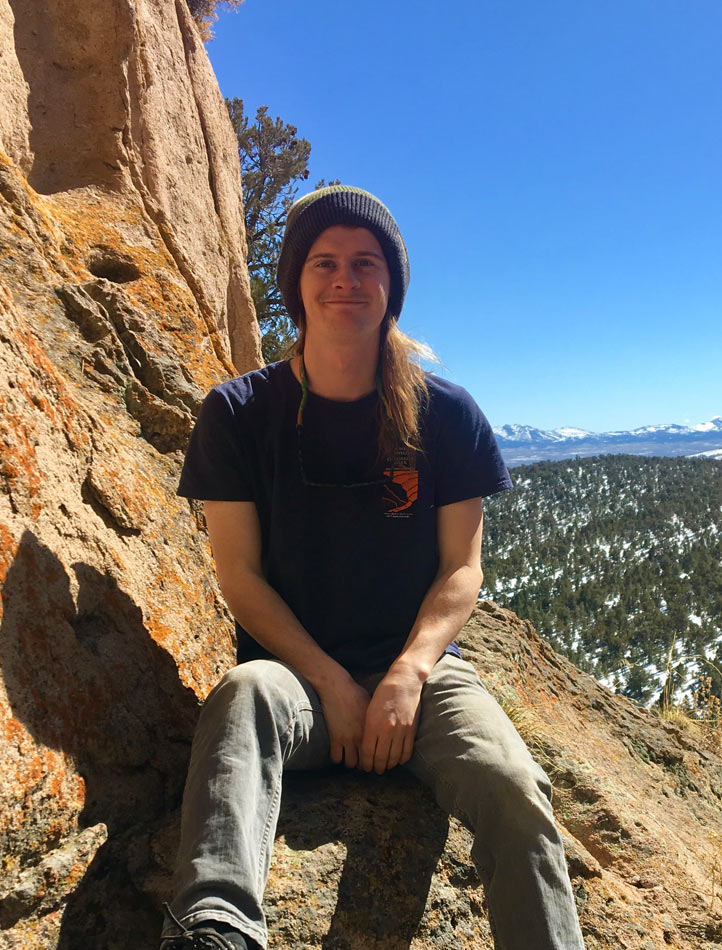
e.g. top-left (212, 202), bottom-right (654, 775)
top-left (493, 417), bottom-right (722, 467)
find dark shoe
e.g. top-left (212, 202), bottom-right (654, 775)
top-left (160, 904), bottom-right (249, 950)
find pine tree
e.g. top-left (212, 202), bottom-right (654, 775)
top-left (187, 0), bottom-right (244, 41)
top-left (226, 99), bottom-right (312, 362)
top-left (480, 455), bottom-right (722, 704)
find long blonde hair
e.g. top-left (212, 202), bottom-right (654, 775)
top-left (286, 315), bottom-right (434, 460)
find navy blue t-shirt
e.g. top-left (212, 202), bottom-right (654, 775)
top-left (178, 360), bottom-right (512, 672)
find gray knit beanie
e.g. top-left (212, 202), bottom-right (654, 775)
top-left (276, 185), bottom-right (410, 325)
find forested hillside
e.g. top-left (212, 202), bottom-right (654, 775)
top-left (481, 455), bottom-right (722, 705)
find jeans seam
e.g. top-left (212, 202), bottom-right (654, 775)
top-left (256, 770), bottom-right (282, 894)
top-left (279, 700), bottom-right (322, 756)
top-left (256, 700), bottom-right (320, 891)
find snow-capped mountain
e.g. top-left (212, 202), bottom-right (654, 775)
top-left (494, 417), bottom-right (722, 466)
top-left (493, 423), bottom-right (593, 444)
top-left (691, 447), bottom-right (722, 460)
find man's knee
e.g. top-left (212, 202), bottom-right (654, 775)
top-left (201, 660), bottom-right (307, 731)
top-left (495, 755), bottom-right (553, 812)
top-left (425, 738), bottom-right (555, 839)
top-left (215, 659), bottom-right (290, 695)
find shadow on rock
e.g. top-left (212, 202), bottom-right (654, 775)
top-left (0, 530), bottom-right (200, 947)
top-left (1, 531), bottom-right (457, 948)
top-left (273, 769), bottom-right (451, 949)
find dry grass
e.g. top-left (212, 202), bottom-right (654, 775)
top-left (658, 636), bottom-right (721, 754)
top-left (694, 676), bottom-right (722, 754)
top-left (657, 669), bottom-right (721, 912)
top-left (494, 689), bottom-right (562, 781)
top-left (657, 702), bottom-right (701, 732)
top-left (496, 689), bottom-right (542, 741)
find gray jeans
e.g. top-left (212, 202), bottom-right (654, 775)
top-left (167, 654), bottom-right (584, 950)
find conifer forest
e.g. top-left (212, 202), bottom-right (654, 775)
top-left (480, 455), bottom-right (722, 706)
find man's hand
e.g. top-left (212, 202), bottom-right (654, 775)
top-left (317, 673), bottom-right (371, 769)
top-left (359, 666), bottom-right (423, 774)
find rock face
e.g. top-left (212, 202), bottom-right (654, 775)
top-left (0, 0), bottom-right (260, 946)
top-left (1, 3), bottom-right (721, 950)
top-left (0, 0), bottom-right (261, 373)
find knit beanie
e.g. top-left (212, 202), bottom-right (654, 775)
top-left (276, 185), bottom-right (410, 325)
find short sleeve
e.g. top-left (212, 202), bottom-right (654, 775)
top-left (431, 384), bottom-right (513, 507)
top-left (177, 387), bottom-right (255, 501)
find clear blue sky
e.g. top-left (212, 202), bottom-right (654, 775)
top-left (207, 0), bottom-right (721, 433)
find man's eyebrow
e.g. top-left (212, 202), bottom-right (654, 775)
top-left (306, 250), bottom-right (385, 261)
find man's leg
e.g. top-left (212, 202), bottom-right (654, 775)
top-left (164, 659), bottom-right (330, 949)
top-left (401, 654), bottom-right (584, 950)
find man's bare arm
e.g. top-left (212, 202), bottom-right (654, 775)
top-left (203, 500), bottom-right (370, 768)
top-left (359, 496), bottom-right (484, 774)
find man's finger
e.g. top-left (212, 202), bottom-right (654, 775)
top-left (385, 735), bottom-right (406, 770)
top-left (373, 734), bottom-right (392, 774)
top-left (399, 732), bottom-right (415, 765)
top-left (329, 740), bottom-right (344, 765)
top-left (344, 742), bottom-right (360, 769)
top-left (359, 733), bottom-right (377, 772)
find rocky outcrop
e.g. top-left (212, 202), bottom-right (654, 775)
top-left (1, 2), bottom-right (721, 949)
top-left (0, 0), bottom-right (260, 946)
top-left (0, 0), bottom-right (261, 372)
top-left (0, 151), bottom-right (241, 948)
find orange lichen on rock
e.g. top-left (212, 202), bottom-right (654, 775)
top-left (0, 401), bottom-right (42, 510)
top-left (3, 715), bottom-right (27, 748)
top-left (144, 614), bottom-right (174, 648)
top-left (0, 522), bottom-right (19, 590)
top-left (0, 156), bottom-right (70, 268)
top-left (48, 189), bottom-right (236, 393)
top-left (1, 305), bottom-right (91, 456)
top-left (142, 550), bottom-right (234, 698)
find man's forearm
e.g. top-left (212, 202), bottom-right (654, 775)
top-left (220, 569), bottom-right (347, 693)
top-left (389, 497), bottom-right (485, 683)
top-left (220, 568), bottom-right (375, 768)
top-left (204, 498), bottom-right (372, 768)
top-left (357, 562), bottom-right (482, 774)
top-left (390, 563), bottom-right (483, 682)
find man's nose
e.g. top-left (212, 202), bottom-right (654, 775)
top-left (333, 263), bottom-right (360, 288)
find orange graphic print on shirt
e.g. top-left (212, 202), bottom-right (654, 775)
top-left (382, 468), bottom-right (419, 516)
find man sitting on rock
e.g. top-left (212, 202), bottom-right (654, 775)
top-left (161, 186), bottom-right (585, 950)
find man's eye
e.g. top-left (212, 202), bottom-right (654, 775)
top-left (316, 259), bottom-right (335, 268)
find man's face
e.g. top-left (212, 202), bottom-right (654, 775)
top-left (299, 226), bottom-right (390, 346)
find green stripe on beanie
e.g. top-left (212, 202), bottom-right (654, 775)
top-left (277, 185), bottom-right (410, 325)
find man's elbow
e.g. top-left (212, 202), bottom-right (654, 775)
top-left (440, 561), bottom-right (482, 589)
top-left (215, 566), bottom-right (263, 613)
top-left (453, 562), bottom-right (483, 601)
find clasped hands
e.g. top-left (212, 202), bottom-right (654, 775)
top-left (319, 665), bottom-right (423, 774)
